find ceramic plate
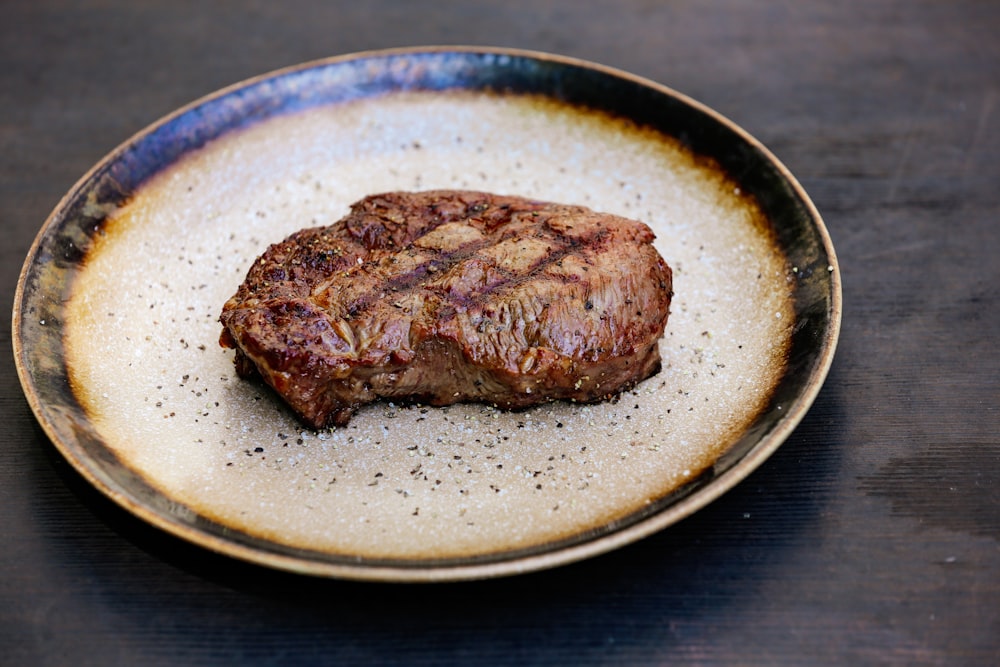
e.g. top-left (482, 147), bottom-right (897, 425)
top-left (13, 47), bottom-right (840, 582)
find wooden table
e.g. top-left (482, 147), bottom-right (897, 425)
top-left (3, 1), bottom-right (997, 664)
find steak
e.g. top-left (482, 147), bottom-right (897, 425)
top-left (219, 190), bottom-right (673, 428)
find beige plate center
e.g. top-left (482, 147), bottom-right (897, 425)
top-left (65, 91), bottom-right (792, 561)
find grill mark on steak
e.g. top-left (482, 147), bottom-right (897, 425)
top-left (337, 220), bottom-right (597, 323)
top-left (220, 190), bottom-right (673, 428)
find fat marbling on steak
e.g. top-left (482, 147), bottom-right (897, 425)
top-left (219, 190), bottom-right (673, 427)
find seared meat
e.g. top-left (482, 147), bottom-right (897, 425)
top-left (219, 190), bottom-right (673, 427)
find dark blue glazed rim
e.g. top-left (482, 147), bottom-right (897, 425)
top-left (13, 47), bottom-right (841, 582)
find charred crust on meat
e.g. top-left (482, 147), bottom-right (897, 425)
top-left (220, 190), bottom-right (673, 428)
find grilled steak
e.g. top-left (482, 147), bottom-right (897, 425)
top-left (219, 190), bottom-right (673, 428)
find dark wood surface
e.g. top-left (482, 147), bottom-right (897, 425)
top-left (3, 1), bottom-right (998, 664)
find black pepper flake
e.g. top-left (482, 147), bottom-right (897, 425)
top-left (254, 446), bottom-right (264, 453)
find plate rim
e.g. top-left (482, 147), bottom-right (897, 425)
top-left (12, 45), bottom-right (842, 582)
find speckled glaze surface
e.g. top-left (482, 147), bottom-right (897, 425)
top-left (13, 47), bottom-right (841, 582)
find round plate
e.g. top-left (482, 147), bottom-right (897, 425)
top-left (13, 47), bottom-right (840, 582)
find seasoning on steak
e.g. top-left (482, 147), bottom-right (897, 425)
top-left (219, 190), bottom-right (673, 428)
